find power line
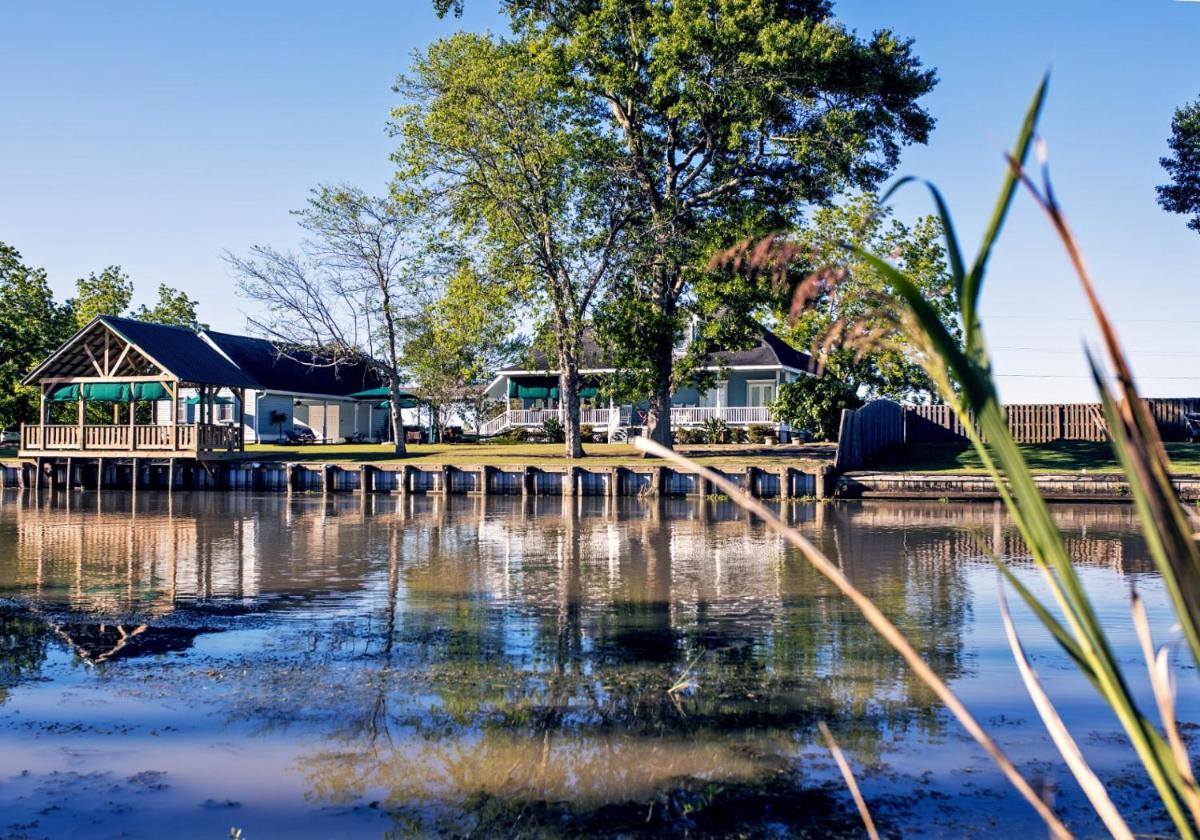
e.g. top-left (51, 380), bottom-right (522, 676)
top-left (990, 315), bottom-right (1200, 324)
top-left (993, 346), bottom-right (1198, 358)
top-left (996, 373), bottom-right (1200, 380)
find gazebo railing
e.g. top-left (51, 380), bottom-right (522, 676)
top-left (20, 423), bottom-right (240, 454)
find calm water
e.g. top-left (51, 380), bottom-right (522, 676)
top-left (0, 490), bottom-right (1194, 838)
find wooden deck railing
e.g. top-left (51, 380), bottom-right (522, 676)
top-left (19, 423), bottom-right (241, 454)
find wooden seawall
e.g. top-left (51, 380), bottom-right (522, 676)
top-left (837, 470), bottom-right (1200, 502)
top-left (0, 459), bottom-right (828, 500)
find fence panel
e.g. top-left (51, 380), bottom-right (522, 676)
top-left (901, 398), bottom-right (1198, 446)
top-left (835, 399), bottom-right (905, 471)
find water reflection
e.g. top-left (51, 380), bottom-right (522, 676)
top-left (0, 490), bottom-right (1177, 837)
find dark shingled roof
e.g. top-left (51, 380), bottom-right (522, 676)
top-left (499, 324), bottom-right (815, 374)
top-left (99, 317), bottom-right (260, 388)
top-left (202, 330), bottom-right (382, 396)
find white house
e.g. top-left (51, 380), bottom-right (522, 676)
top-left (480, 321), bottom-right (816, 440)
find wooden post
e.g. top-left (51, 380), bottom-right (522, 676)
top-left (608, 467), bottom-right (620, 499)
top-left (241, 389), bottom-right (249, 450)
top-left (78, 392), bottom-right (86, 451)
top-left (779, 467), bottom-right (792, 500)
top-left (323, 464), bottom-right (334, 494)
top-left (401, 464), bottom-right (415, 494)
top-left (744, 466), bottom-right (756, 498)
top-left (522, 466), bottom-right (535, 497)
top-left (359, 464), bottom-right (374, 495)
top-left (440, 464), bottom-right (452, 495)
top-left (480, 465), bottom-right (492, 496)
top-left (650, 465), bottom-right (666, 496)
top-left (564, 466), bottom-right (580, 497)
top-left (129, 388), bottom-right (137, 451)
top-left (814, 466), bottom-right (829, 500)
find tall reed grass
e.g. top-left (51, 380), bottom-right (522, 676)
top-left (639, 76), bottom-right (1200, 838)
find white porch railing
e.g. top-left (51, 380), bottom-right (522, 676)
top-left (480, 405), bottom-right (775, 436)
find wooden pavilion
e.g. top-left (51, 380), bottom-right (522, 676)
top-left (18, 315), bottom-right (259, 460)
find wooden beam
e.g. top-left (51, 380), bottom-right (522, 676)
top-left (42, 375), bottom-right (174, 384)
top-left (82, 342), bottom-right (105, 376)
top-left (110, 341), bottom-right (133, 377)
top-left (103, 331), bottom-right (110, 376)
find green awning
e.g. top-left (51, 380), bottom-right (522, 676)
top-left (47, 382), bottom-right (171, 402)
top-left (376, 398), bottom-right (420, 409)
top-left (508, 382), bottom-right (599, 400)
top-left (132, 382), bottom-right (169, 401)
top-left (185, 396), bottom-right (234, 406)
top-left (348, 386), bottom-right (420, 401)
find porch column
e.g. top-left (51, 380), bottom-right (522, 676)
top-left (321, 400), bottom-right (328, 443)
top-left (78, 391), bottom-right (86, 451)
top-left (129, 388), bottom-right (136, 451)
top-left (716, 381), bottom-right (722, 421)
top-left (236, 388), bottom-right (245, 450)
top-left (169, 381), bottom-right (178, 451)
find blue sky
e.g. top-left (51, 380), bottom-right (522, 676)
top-left (2, 0), bottom-right (1198, 402)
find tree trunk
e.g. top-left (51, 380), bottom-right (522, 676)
top-left (644, 320), bottom-right (675, 449)
top-left (387, 375), bottom-right (407, 456)
top-left (559, 354), bottom-right (584, 459)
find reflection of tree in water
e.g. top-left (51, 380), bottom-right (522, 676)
top-left (275, 498), bottom-right (987, 834)
top-left (0, 493), bottom-right (1159, 834)
top-left (0, 606), bottom-right (51, 704)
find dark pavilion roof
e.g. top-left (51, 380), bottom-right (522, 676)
top-left (103, 317), bottom-right (261, 387)
top-left (22, 316), bottom-right (259, 388)
top-left (24, 316), bottom-right (383, 397)
top-left (498, 323), bottom-right (815, 375)
top-left (202, 330), bottom-right (382, 397)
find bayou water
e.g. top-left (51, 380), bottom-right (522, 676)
top-left (0, 490), bottom-right (1193, 838)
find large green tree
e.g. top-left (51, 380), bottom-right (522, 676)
top-left (1158, 96), bottom-right (1200, 233)
top-left (0, 244), bottom-right (74, 430)
top-left (132, 284), bottom-right (202, 328)
top-left (456, 0), bottom-right (937, 447)
top-left (400, 262), bottom-right (522, 434)
top-left (73, 265), bottom-right (133, 327)
top-left (393, 33), bottom-right (630, 457)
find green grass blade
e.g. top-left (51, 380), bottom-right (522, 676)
top-left (962, 74), bottom-right (1048, 360)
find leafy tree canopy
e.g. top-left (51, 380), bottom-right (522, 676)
top-left (0, 243), bottom-right (74, 429)
top-left (775, 192), bottom-right (957, 404)
top-left (498, 0), bottom-right (936, 444)
top-left (132, 284), bottom-right (203, 329)
top-left (1158, 96), bottom-right (1200, 233)
top-left (72, 265), bottom-right (133, 328)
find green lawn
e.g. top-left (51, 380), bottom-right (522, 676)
top-left (242, 441), bottom-right (835, 469)
top-left (869, 441), bottom-right (1200, 475)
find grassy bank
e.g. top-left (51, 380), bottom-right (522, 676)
top-left (241, 441), bottom-right (834, 469)
top-left (869, 441), bottom-right (1200, 475)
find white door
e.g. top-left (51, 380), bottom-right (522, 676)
top-left (747, 381), bottom-right (776, 408)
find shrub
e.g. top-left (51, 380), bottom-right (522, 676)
top-left (674, 427), bottom-right (697, 445)
top-left (746, 424), bottom-right (771, 444)
top-left (579, 424), bottom-right (595, 442)
top-left (700, 417), bottom-right (728, 444)
top-left (770, 375), bottom-right (861, 441)
top-left (541, 416), bottom-right (565, 443)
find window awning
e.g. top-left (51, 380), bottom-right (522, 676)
top-left (508, 380), bottom-right (599, 399)
top-left (347, 386), bottom-right (421, 407)
top-left (185, 396), bottom-right (234, 406)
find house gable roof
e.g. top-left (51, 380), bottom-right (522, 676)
top-left (201, 330), bottom-right (382, 397)
top-left (496, 323), bottom-right (815, 375)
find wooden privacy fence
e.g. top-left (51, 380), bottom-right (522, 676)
top-left (835, 399), bottom-right (904, 471)
top-left (836, 397), bottom-right (1200, 471)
